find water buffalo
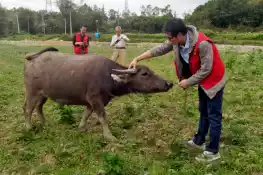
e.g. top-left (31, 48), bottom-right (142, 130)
top-left (23, 47), bottom-right (173, 141)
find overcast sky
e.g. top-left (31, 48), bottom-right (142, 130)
top-left (1, 0), bottom-right (208, 17)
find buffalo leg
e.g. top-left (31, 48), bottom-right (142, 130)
top-left (93, 103), bottom-right (117, 141)
top-left (78, 106), bottom-right (93, 132)
top-left (23, 96), bottom-right (39, 129)
top-left (36, 97), bottom-right (48, 124)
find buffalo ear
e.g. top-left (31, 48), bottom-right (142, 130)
top-left (111, 74), bottom-right (127, 83)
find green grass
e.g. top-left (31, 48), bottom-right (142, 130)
top-left (0, 42), bottom-right (263, 175)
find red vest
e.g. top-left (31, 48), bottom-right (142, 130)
top-left (74, 32), bottom-right (89, 54)
top-left (174, 32), bottom-right (225, 89)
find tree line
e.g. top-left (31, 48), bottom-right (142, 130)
top-left (0, 0), bottom-right (175, 36)
top-left (184, 0), bottom-right (263, 31)
top-left (1, 0), bottom-right (263, 37)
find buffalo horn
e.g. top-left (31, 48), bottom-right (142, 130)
top-left (112, 68), bottom-right (137, 74)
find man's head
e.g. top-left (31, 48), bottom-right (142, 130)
top-left (80, 25), bottom-right (87, 35)
top-left (115, 26), bottom-right (122, 36)
top-left (163, 18), bottom-right (188, 45)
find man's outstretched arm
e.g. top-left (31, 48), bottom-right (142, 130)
top-left (129, 41), bottom-right (173, 68)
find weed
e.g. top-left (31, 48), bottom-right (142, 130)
top-left (56, 105), bottom-right (75, 125)
top-left (101, 152), bottom-right (125, 175)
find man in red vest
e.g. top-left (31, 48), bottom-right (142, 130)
top-left (129, 18), bottom-right (226, 163)
top-left (73, 25), bottom-right (89, 54)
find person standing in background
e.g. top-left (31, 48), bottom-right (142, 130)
top-left (110, 26), bottom-right (130, 65)
top-left (73, 25), bottom-right (89, 54)
top-left (95, 31), bottom-right (101, 39)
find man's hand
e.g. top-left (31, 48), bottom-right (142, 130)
top-left (129, 58), bottom-right (138, 69)
top-left (128, 51), bottom-right (153, 69)
top-left (179, 79), bottom-right (189, 89)
top-left (115, 39), bottom-right (121, 44)
top-left (76, 42), bottom-right (83, 45)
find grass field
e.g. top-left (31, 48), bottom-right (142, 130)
top-left (1, 42), bottom-right (263, 175)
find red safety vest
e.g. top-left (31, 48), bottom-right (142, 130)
top-left (74, 32), bottom-right (89, 54)
top-left (174, 32), bottom-right (225, 89)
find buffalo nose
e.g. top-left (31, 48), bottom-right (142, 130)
top-left (166, 82), bottom-right (173, 88)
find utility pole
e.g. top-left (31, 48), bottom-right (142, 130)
top-left (41, 12), bottom-right (45, 34)
top-left (117, 9), bottom-right (120, 26)
top-left (27, 15), bottom-right (30, 33)
top-left (69, 11), bottom-right (72, 36)
top-left (95, 20), bottom-right (98, 32)
top-left (16, 14), bottom-right (20, 33)
top-left (64, 18), bottom-right (67, 34)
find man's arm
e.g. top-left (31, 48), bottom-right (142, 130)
top-left (86, 40), bottom-right (89, 47)
top-left (149, 41), bottom-right (173, 57)
top-left (72, 34), bottom-right (76, 46)
top-left (73, 34), bottom-right (84, 46)
top-left (185, 41), bottom-right (213, 86)
top-left (110, 36), bottom-right (117, 46)
top-left (86, 36), bottom-right (91, 47)
top-left (122, 34), bottom-right (130, 41)
top-left (129, 41), bottom-right (173, 68)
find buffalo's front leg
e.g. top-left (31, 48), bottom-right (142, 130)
top-left (92, 102), bottom-right (117, 141)
top-left (78, 106), bottom-right (93, 132)
top-left (97, 111), bottom-right (117, 141)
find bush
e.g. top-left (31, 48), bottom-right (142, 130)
top-left (56, 105), bottom-right (75, 124)
top-left (101, 152), bottom-right (125, 175)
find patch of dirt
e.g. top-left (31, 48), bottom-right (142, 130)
top-left (0, 60), bottom-right (7, 65)
top-left (39, 40), bottom-right (71, 46)
top-left (216, 44), bottom-right (263, 53)
top-left (1, 40), bottom-right (263, 53)
top-left (41, 41), bottom-right (263, 52)
top-left (40, 153), bottom-right (56, 165)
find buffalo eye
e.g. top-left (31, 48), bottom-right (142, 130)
top-left (141, 72), bottom-right (149, 76)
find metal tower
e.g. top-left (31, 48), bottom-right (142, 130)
top-left (125, 0), bottom-right (129, 13)
top-left (45, 0), bottom-right (53, 12)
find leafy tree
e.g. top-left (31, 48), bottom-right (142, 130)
top-left (0, 5), bottom-right (8, 36)
top-left (1, 0), bottom-right (263, 35)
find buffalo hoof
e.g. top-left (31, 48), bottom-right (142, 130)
top-left (39, 119), bottom-right (50, 126)
top-left (25, 123), bottom-right (33, 130)
top-left (104, 133), bottom-right (118, 142)
top-left (77, 126), bottom-right (89, 133)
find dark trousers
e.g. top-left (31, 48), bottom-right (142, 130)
top-left (193, 86), bottom-right (224, 154)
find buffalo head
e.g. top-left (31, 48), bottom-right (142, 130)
top-left (111, 65), bottom-right (173, 93)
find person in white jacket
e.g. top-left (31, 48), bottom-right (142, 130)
top-left (110, 26), bottom-right (130, 65)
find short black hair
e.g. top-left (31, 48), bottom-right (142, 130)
top-left (81, 24), bottom-right (88, 28)
top-left (163, 18), bottom-right (187, 37)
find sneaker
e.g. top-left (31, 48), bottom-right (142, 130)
top-left (195, 151), bottom-right (221, 163)
top-left (187, 139), bottom-right (206, 151)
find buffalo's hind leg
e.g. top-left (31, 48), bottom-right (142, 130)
top-left (23, 95), bottom-right (40, 130)
top-left (36, 96), bottom-right (48, 124)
